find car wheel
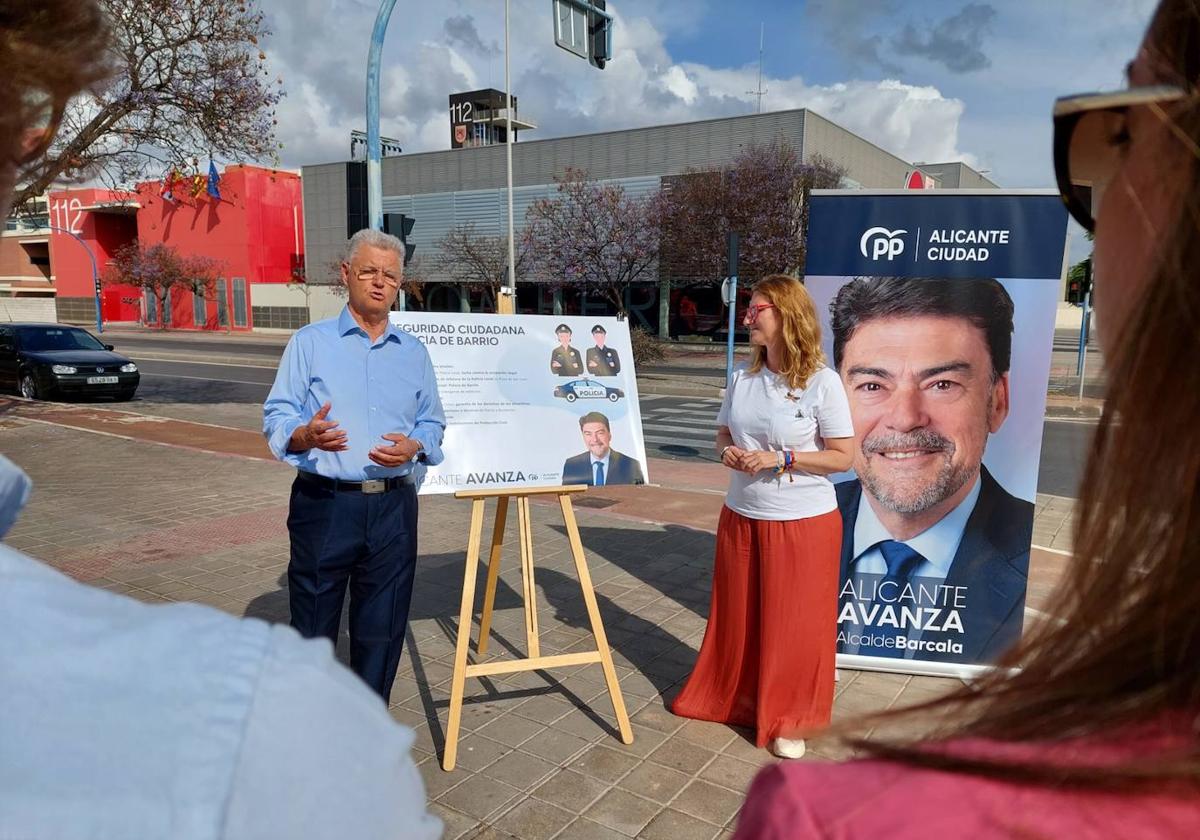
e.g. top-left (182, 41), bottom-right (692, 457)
top-left (18, 371), bottom-right (42, 400)
top-left (607, 392), bottom-right (620, 402)
top-left (565, 393), bottom-right (577, 402)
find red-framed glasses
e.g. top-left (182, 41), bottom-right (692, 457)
top-left (743, 303), bottom-right (775, 324)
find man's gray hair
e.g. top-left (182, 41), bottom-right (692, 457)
top-left (345, 228), bottom-right (405, 264)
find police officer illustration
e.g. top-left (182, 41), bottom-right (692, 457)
top-left (550, 323), bottom-right (584, 376)
top-left (586, 324), bottom-right (621, 377)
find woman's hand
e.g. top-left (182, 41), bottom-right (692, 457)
top-left (737, 450), bottom-right (780, 475)
top-left (721, 445), bottom-right (748, 469)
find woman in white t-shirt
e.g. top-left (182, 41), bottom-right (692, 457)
top-left (672, 275), bottom-right (854, 759)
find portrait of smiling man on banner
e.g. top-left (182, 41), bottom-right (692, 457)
top-left (830, 276), bottom-right (1033, 665)
top-left (562, 411), bottom-right (645, 487)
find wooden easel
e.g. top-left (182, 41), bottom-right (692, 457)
top-left (442, 485), bottom-right (634, 771)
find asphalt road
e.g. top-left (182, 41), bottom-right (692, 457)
top-left (123, 357), bottom-right (1094, 498)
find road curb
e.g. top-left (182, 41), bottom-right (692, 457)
top-left (635, 378), bottom-right (723, 399)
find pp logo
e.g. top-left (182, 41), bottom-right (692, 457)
top-left (859, 227), bottom-right (908, 261)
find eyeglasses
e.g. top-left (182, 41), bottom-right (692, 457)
top-left (743, 303), bottom-right (775, 324)
top-left (352, 266), bottom-right (400, 286)
top-left (1053, 85), bottom-right (1188, 232)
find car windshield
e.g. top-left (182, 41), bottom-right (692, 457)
top-left (18, 327), bottom-right (106, 352)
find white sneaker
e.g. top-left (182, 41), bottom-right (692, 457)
top-left (769, 737), bottom-right (806, 759)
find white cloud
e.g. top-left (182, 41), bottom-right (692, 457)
top-left (257, 0), bottom-right (974, 172)
top-left (659, 66), bottom-right (699, 105)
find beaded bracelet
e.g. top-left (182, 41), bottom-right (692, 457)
top-left (774, 450), bottom-right (795, 482)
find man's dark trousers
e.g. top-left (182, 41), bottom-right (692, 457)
top-left (286, 475), bottom-right (418, 702)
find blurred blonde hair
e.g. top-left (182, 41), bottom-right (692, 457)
top-left (840, 0), bottom-right (1200, 792)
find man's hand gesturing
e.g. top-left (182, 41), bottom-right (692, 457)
top-left (288, 402), bottom-right (348, 453)
top-left (368, 433), bottom-right (421, 467)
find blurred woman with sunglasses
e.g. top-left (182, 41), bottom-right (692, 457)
top-left (734, 1), bottom-right (1200, 836)
top-left (672, 275), bottom-right (855, 759)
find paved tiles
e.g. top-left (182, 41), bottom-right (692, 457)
top-left (2, 407), bottom-right (1075, 838)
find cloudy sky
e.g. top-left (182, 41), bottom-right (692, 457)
top-left (259, 0), bottom-right (1158, 256)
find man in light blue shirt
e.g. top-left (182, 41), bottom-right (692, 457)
top-left (264, 228), bottom-right (446, 701)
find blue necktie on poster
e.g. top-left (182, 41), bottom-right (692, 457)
top-left (857, 541), bottom-right (923, 657)
top-left (594, 462), bottom-right (605, 487)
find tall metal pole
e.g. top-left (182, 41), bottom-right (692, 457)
top-left (755, 23), bottom-right (764, 113)
top-left (49, 225), bottom-right (102, 333)
top-left (366, 0), bottom-right (402, 307)
top-left (725, 232), bottom-right (739, 386)
top-left (1077, 287), bottom-right (1090, 401)
top-left (500, 0), bottom-right (517, 315)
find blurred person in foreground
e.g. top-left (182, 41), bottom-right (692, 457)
top-left (672, 275), bottom-right (854, 759)
top-left (734, 1), bottom-right (1200, 836)
top-left (0, 4), bottom-right (439, 838)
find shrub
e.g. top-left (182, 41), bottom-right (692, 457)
top-left (630, 325), bottom-right (667, 367)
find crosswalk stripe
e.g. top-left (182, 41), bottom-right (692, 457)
top-left (646, 407), bottom-right (721, 416)
top-left (642, 421), bottom-right (718, 435)
top-left (642, 435), bottom-right (714, 449)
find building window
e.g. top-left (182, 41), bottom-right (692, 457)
top-left (216, 279), bottom-right (229, 327)
top-left (232, 277), bottom-right (247, 327)
top-left (193, 289), bottom-right (206, 327)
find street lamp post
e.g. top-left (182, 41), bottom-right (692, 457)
top-left (499, 0), bottom-right (517, 315)
top-left (48, 224), bottom-right (102, 334)
top-left (366, 0), bottom-right (401, 308)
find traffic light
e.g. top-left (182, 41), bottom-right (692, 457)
top-left (588, 0), bottom-right (611, 69)
top-left (383, 213), bottom-right (416, 266)
top-left (1066, 256), bottom-right (1092, 304)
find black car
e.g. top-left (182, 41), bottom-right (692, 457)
top-left (0, 323), bottom-right (140, 401)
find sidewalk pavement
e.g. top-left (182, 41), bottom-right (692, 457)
top-left (0, 396), bottom-right (1074, 839)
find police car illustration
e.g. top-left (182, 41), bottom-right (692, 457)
top-left (553, 377), bottom-right (624, 403)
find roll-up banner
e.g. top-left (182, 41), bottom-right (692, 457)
top-left (805, 189), bottom-right (1069, 679)
top-left (388, 312), bottom-right (649, 495)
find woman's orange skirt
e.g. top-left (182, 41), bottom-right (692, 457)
top-left (671, 505), bottom-right (842, 747)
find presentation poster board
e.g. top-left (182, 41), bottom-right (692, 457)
top-left (805, 189), bottom-right (1068, 677)
top-left (389, 312), bottom-right (649, 495)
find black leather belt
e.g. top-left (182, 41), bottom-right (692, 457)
top-left (297, 470), bottom-right (414, 494)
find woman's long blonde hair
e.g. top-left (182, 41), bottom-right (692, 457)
top-left (840, 0), bottom-right (1200, 792)
top-left (746, 274), bottom-right (826, 390)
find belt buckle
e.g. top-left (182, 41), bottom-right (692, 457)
top-left (361, 479), bottom-right (386, 494)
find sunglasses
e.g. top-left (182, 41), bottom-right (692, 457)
top-left (1053, 85), bottom-right (1188, 232)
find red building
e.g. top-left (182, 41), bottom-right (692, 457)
top-left (49, 165), bottom-right (305, 331)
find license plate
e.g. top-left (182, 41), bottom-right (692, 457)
top-left (87, 376), bottom-right (118, 384)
